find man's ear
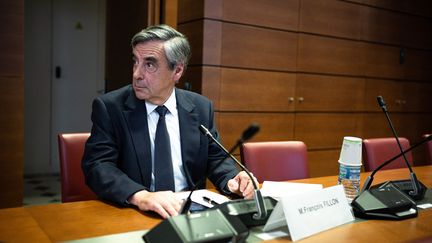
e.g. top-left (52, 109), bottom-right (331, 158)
top-left (173, 63), bottom-right (185, 82)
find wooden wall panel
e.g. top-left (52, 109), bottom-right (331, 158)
top-left (179, 20), bottom-right (223, 66)
top-left (363, 43), bottom-right (404, 79)
top-left (217, 113), bottom-right (295, 153)
top-left (105, 0), bottom-right (148, 92)
top-left (364, 79), bottom-right (403, 112)
top-left (297, 34), bottom-right (364, 76)
top-left (300, 0), bottom-right (363, 39)
top-left (177, 0), bottom-right (432, 178)
top-left (296, 74), bottom-right (365, 111)
top-left (294, 113), bottom-right (363, 149)
top-left (221, 23), bottom-right (297, 71)
top-left (177, 0), bottom-right (205, 22)
top-left (179, 0), bottom-right (299, 31)
top-left (362, 6), bottom-right (404, 45)
top-left (364, 81), bottom-right (432, 113)
top-left (178, 21), bottom-right (204, 65)
top-left (402, 82), bottom-right (432, 112)
top-left (221, 0), bottom-right (299, 31)
top-left (308, 149), bottom-right (341, 177)
top-left (401, 15), bottom-right (432, 49)
top-left (404, 49), bottom-right (432, 82)
top-left (219, 68), bottom-right (296, 111)
top-left (351, 0), bottom-right (432, 18)
top-left (362, 113), bottom-right (394, 139)
top-left (0, 4), bottom-right (24, 76)
top-left (0, 0), bottom-right (24, 208)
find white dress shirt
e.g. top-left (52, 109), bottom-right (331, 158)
top-left (145, 90), bottom-right (188, 192)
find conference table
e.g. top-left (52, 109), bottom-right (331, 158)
top-left (1, 166), bottom-right (431, 242)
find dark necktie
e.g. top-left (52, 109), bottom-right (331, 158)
top-left (154, 106), bottom-right (175, 191)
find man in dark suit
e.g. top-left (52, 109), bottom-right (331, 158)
top-left (82, 25), bottom-right (255, 218)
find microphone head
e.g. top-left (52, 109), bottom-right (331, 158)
top-left (377, 95), bottom-right (387, 109)
top-left (241, 123), bottom-right (260, 142)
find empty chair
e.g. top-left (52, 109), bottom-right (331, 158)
top-left (240, 141), bottom-right (308, 182)
top-left (362, 137), bottom-right (412, 172)
top-left (423, 134), bottom-right (432, 165)
top-left (58, 133), bottom-right (96, 202)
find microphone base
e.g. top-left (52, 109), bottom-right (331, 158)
top-left (372, 179), bottom-right (427, 201)
top-left (143, 209), bottom-right (249, 243)
top-left (352, 181), bottom-right (418, 220)
top-left (214, 196), bottom-right (277, 228)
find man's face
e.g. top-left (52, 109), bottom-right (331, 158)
top-left (132, 41), bottom-right (184, 105)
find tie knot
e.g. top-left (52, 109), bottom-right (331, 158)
top-left (156, 106), bottom-right (168, 117)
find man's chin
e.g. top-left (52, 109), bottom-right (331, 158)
top-left (133, 88), bottom-right (150, 100)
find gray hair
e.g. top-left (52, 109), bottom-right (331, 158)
top-left (131, 24), bottom-right (191, 70)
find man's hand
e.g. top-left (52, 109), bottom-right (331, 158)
top-left (227, 171), bottom-right (258, 199)
top-left (128, 190), bottom-right (182, 219)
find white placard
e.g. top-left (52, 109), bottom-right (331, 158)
top-left (260, 181), bottom-right (323, 200)
top-left (263, 185), bottom-right (354, 241)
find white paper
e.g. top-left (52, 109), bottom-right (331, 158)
top-left (255, 230), bottom-right (289, 241)
top-left (260, 181), bottom-right (323, 200)
top-left (176, 189), bottom-right (230, 208)
top-left (418, 203), bottom-right (432, 209)
top-left (264, 185), bottom-right (354, 241)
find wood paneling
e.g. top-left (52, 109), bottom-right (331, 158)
top-left (217, 112), bottom-right (295, 152)
top-left (353, 0), bottom-right (432, 18)
top-left (362, 6), bottom-right (404, 45)
top-left (0, 0), bottom-right (24, 208)
top-left (300, 0), bottom-right (363, 39)
top-left (105, 0), bottom-right (148, 92)
top-left (177, 0), bottom-right (205, 22)
top-left (365, 80), bottom-right (432, 112)
top-left (179, 0), bottom-right (299, 31)
top-left (364, 78), bottom-right (403, 112)
top-left (221, 0), bottom-right (299, 31)
top-left (297, 34), bottom-right (364, 76)
top-left (221, 23), bottom-right (297, 71)
top-left (177, 0), bottom-right (432, 178)
top-left (308, 149), bottom-right (341, 177)
top-left (296, 74), bottom-right (365, 111)
top-left (219, 68), bottom-right (296, 111)
top-left (402, 82), bottom-right (432, 112)
top-left (294, 113), bottom-right (363, 149)
top-left (404, 49), bottom-right (432, 82)
top-left (363, 43), bottom-right (404, 79)
top-left (0, 2), bottom-right (24, 76)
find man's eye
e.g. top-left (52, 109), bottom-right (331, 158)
top-left (145, 62), bottom-right (155, 68)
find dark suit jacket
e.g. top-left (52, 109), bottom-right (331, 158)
top-left (82, 85), bottom-right (239, 206)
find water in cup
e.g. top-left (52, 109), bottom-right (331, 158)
top-left (337, 136), bottom-right (362, 203)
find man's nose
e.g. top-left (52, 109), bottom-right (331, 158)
top-left (133, 65), bottom-right (145, 80)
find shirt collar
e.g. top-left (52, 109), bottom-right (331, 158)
top-left (145, 89), bottom-right (176, 115)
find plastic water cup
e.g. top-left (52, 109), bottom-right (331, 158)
top-left (337, 136), bottom-right (362, 202)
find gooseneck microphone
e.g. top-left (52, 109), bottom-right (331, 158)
top-left (228, 123), bottom-right (260, 155)
top-left (199, 124), bottom-right (268, 221)
top-left (361, 134), bottom-right (432, 194)
top-left (180, 123), bottom-right (261, 215)
top-left (351, 96), bottom-right (428, 220)
top-left (375, 96), bottom-right (426, 200)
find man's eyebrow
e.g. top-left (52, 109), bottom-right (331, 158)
top-left (145, 56), bottom-right (158, 63)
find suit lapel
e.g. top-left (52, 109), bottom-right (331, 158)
top-left (123, 90), bottom-right (152, 188)
top-left (176, 89), bottom-right (200, 188)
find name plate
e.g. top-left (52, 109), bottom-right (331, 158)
top-left (263, 185), bottom-right (354, 241)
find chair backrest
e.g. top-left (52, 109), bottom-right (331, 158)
top-left (240, 141), bottom-right (309, 182)
top-left (362, 137), bottom-right (412, 172)
top-left (58, 133), bottom-right (96, 202)
top-left (423, 134), bottom-right (432, 165)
